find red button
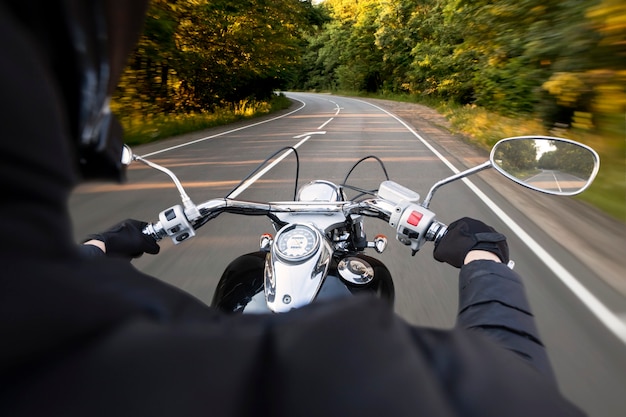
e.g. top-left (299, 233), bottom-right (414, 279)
top-left (407, 211), bottom-right (423, 226)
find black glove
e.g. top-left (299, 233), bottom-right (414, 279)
top-left (86, 219), bottom-right (160, 258)
top-left (433, 217), bottom-right (508, 268)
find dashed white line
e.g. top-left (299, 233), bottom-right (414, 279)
top-left (293, 131), bottom-right (326, 139)
top-left (318, 118), bottom-right (334, 130)
top-left (227, 134), bottom-right (318, 198)
top-left (140, 97), bottom-right (307, 158)
top-left (551, 172), bottom-right (563, 192)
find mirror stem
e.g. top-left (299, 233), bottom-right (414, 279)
top-left (422, 161), bottom-right (492, 208)
top-left (133, 155), bottom-right (201, 221)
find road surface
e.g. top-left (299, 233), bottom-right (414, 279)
top-left (524, 169), bottom-right (587, 193)
top-left (70, 92), bottom-right (626, 416)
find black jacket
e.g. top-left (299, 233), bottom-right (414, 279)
top-left (1, 257), bottom-right (583, 417)
top-left (0, 2), bottom-right (583, 416)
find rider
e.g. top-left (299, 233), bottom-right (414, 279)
top-left (0, 1), bottom-right (583, 416)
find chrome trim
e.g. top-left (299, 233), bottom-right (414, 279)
top-left (297, 180), bottom-right (346, 202)
top-left (274, 224), bottom-right (320, 262)
top-left (338, 257), bottom-right (374, 285)
top-left (489, 136), bottom-right (600, 196)
top-left (265, 224), bottom-right (332, 313)
top-left (422, 161), bottom-right (492, 209)
top-left (133, 154), bottom-right (201, 220)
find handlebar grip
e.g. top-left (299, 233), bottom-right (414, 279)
top-left (142, 222), bottom-right (165, 241)
top-left (426, 221), bottom-right (447, 245)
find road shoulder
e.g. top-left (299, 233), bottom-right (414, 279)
top-left (363, 98), bottom-right (626, 297)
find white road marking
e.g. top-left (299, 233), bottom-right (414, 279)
top-left (293, 131), bottom-right (326, 139)
top-left (227, 136), bottom-right (313, 199)
top-left (139, 91), bottom-right (625, 343)
top-left (226, 95), bottom-right (335, 197)
top-left (318, 118), bottom-right (334, 130)
top-left (227, 96), bottom-right (335, 198)
top-left (326, 99), bottom-right (342, 116)
top-left (140, 97), bottom-right (307, 158)
top-left (354, 97), bottom-right (626, 345)
top-left (551, 171), bottom-right (563, 192)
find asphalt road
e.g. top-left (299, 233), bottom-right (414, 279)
top-left (70, 92), bottom-right (626, 416)
top-left (525, 169), bottom-right (587, 193)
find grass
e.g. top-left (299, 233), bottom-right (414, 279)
top-left (323, 90), bottom-right (625, 222)
top-left (436, 102), bottom-right (624, 222)
top-left (117, 94), bottom-right (292, 146)
top-left (435, 103), bottom-right (547, 147)
top-left (575, 148), bottom-right (625, 222)
top-left (118, 89), bottom-right (625, 222)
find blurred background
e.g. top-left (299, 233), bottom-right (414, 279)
top-left (112, 0), bottom-right (625, 222)
top-left (71, 2), bottom-right (626, 415)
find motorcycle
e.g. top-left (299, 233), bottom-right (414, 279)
top-left (123, 136), bottom-right (600, 314)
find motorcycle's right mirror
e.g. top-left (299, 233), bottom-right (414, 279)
top-left (490, 136), bottom-right (600, 196)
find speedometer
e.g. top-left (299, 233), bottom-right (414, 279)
top-left (275, 224), bottom-right (320, 262)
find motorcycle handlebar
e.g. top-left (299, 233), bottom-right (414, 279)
top-left (142, 199), bottom-right (370, 240)
top-left (142, 197), bottom-right (447, 248)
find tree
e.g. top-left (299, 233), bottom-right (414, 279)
top-left (174, 0), bottom-right (308, 107)
top-left (114, 0), bottom-right (315, 115)
top-left (493, 139), bottom-right (537, 176)
top-left (113, 0), bottom-right (180, 117)
top-left (538, 142), bottom-right (596, 178)
top-left (408, 0), bottom-right (475, 101)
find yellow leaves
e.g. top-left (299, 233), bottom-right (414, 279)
top-left (542, 73), bottom-right (587, 107)
top-left (326, 0), bottom-right (380, 23)
top-left (572, 112), bottom-right (594, 130)
top-left (486, 4), bottom-right (516, 18)
top-left (594, 84), bottom-right (626, 114)
top-left (530, 6), bottom-right (547, 15)
top-left (587, 1), bottom-right (626, 46)
top-left (584, 70), bottom-right (626, 116)
top-left (186, 0), bottom-right (209, 6)
top-left (543, 70), bottom-right (626, 118)
top-left (445, 103), bottom-right (546, 149)
top-left (418, 56), bottom-right (432, 68)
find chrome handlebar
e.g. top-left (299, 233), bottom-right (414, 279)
top-left (143, 195), bottom-right (448, 254)
top-left (143, 199), bottom-right (382, 240)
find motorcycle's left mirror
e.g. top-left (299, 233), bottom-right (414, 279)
top-left (121, 145), bottom-right (134, 166)
top-left (490, 136), bottom-right (600, 196)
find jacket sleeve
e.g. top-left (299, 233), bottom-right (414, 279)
top-left (77, 244), bottom-right (105, 258)
top-left (456, 260), bottom-right (556, 381)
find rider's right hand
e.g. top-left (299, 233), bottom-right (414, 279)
top-left (84, 219), bottom-right (160, 258)
top-left (433, 217), bottom-right (509, 268)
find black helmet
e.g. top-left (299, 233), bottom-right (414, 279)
top-left (3, 0), bottom-right (149, 181)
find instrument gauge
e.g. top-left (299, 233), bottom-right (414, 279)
top-left (275, 224), bottom-right (320, 262)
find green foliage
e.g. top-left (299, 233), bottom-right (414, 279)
top-left (494, 140), bottom-right (538, 175)
top-left (299, 0), bottom-right (624, 131)
top-left (113, 0), bottom-right (317, 118)
top-left (109, 0), bottom-right (624, 220)
top-left (438, 102), bottom-right (547, 148)
top-left (294, 0), bottom-right (625, 220)
top-left (121, 94), bottom-right (292, 146)
top-left (538, 143), bottom-right (595, 178)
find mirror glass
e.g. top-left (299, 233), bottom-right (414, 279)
top-left (491, 137), bottom-right (599, 195)
top-left (121, 145), bottom-right (134, 166)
